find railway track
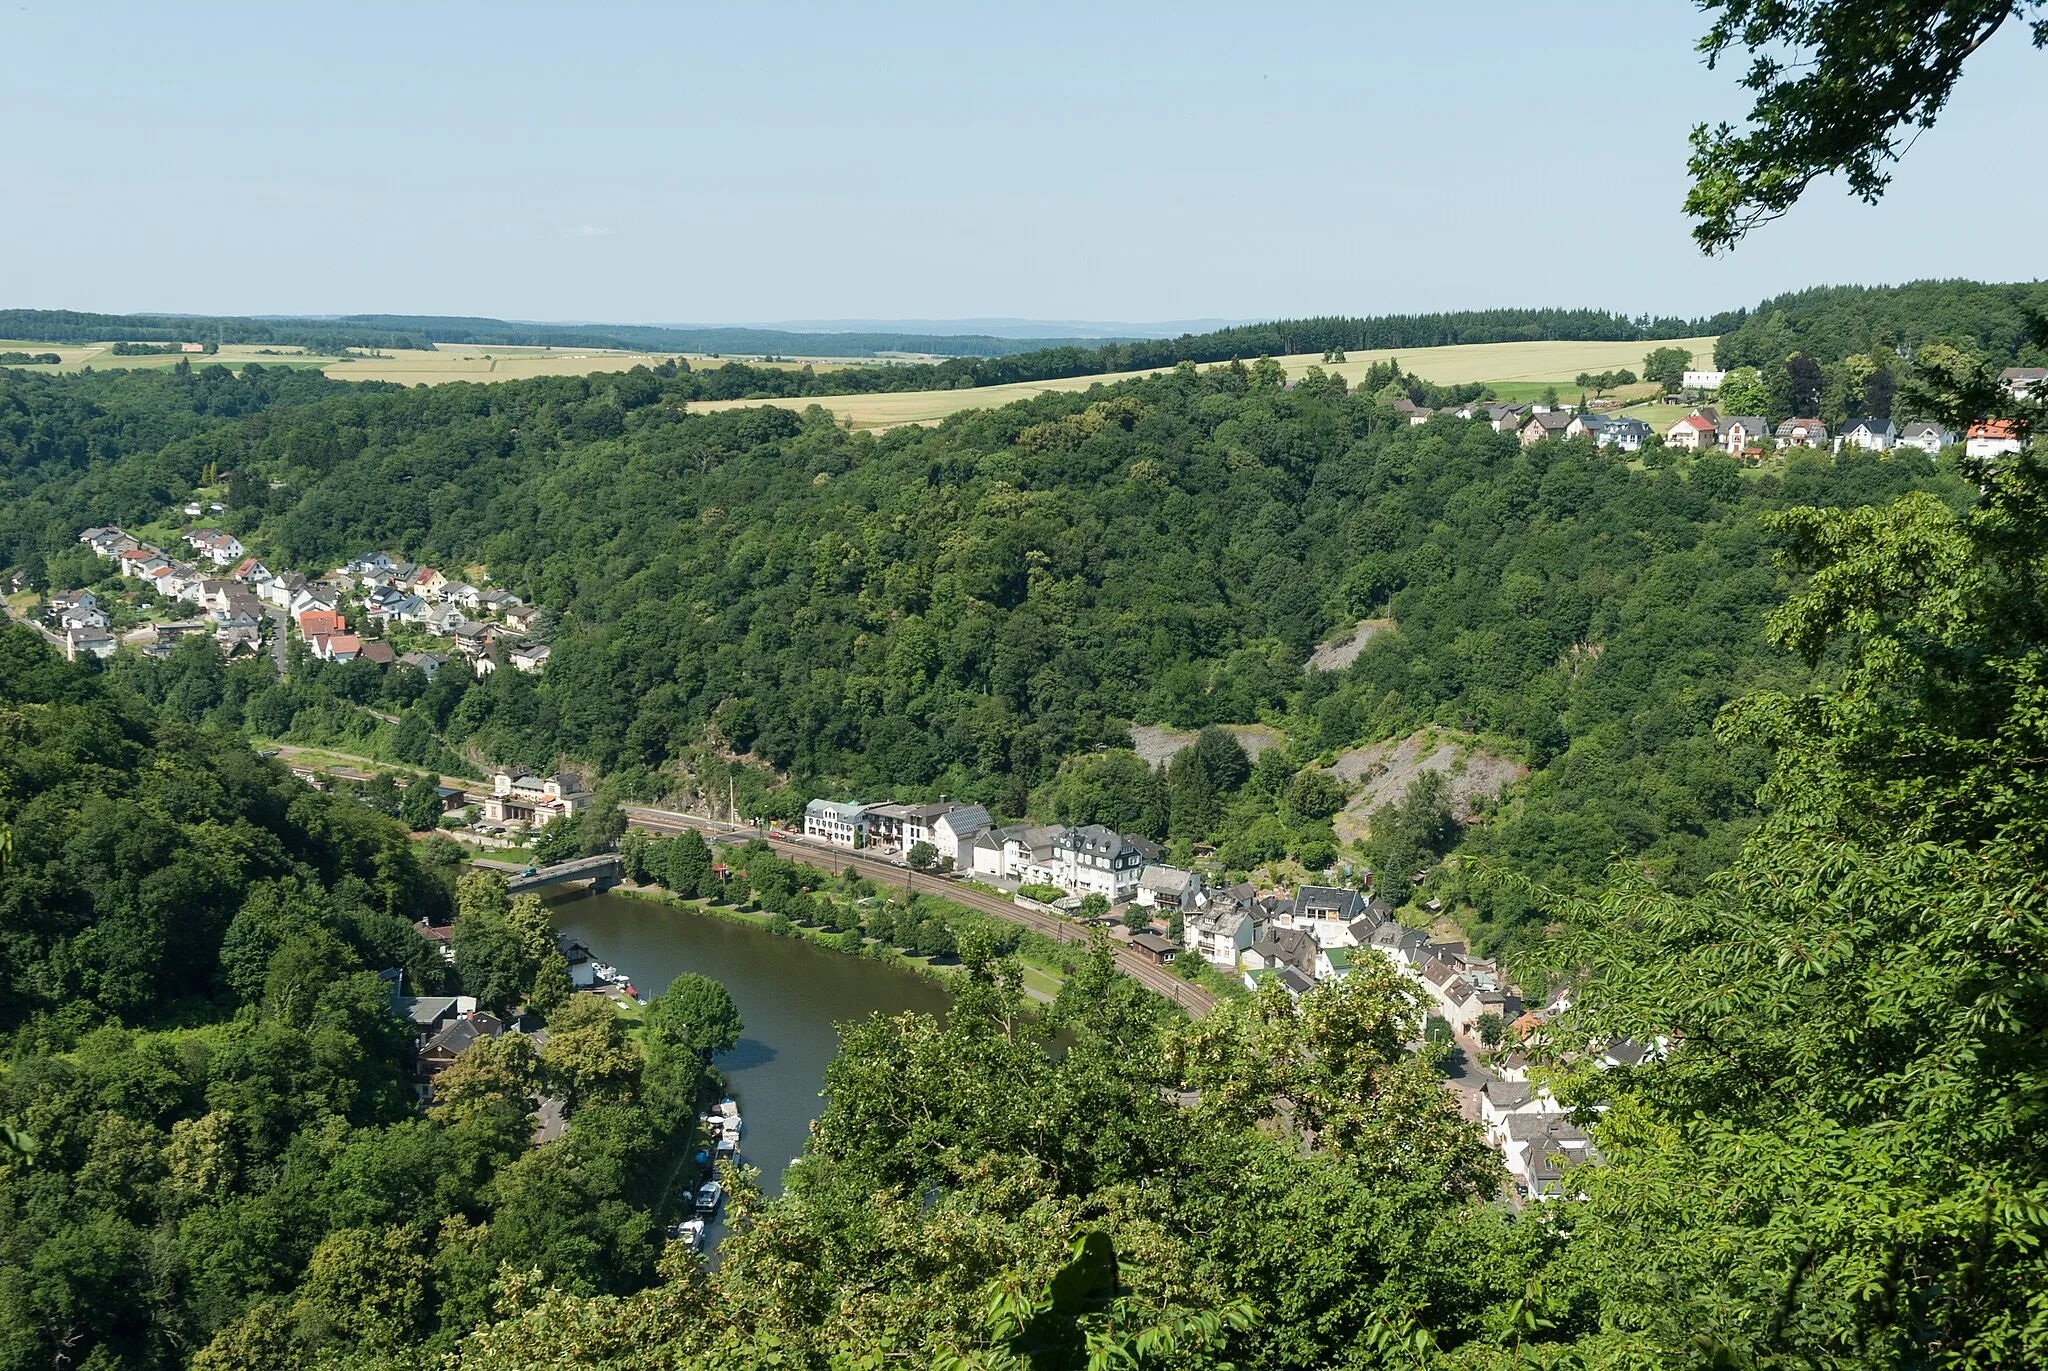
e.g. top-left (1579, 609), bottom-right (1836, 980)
top-left (621, 806), bottom-right (1217, 1018)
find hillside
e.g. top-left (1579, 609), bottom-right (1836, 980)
top-left (1713, 279), bottom-right (2048, 369)
top-left (0, 357), bottom-right (1977, 964)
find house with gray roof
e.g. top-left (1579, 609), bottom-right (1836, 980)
top-left (1897, 419), bottom-right (1956, 455)
top-left (1843, 418), bottom-right (1896, 451)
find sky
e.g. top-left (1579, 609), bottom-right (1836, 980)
top-left (4, 0), bottom-right (2043, 329)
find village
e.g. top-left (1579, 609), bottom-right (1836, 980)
top-left (788, 796), bottom-right (1626, 1202)
top-left (26, 365), bottom-right (2042, 1214)
top-left (52, 523), bottom-right (549, 674)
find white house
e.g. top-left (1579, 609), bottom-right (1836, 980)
top-left (65, 625), bottom-right (117, 661)
top-left (1842, 418), bottom-right (1895, 451)
top-left (1998, 366), bottom-right (2046, 400)
top-left (931, 804), bottom-right (992, 865)
top-left (1681, 369), bottom-right (1726, 390)
top-left (1897, 420), bottom-right (1956, 455)
top-left (803, 798), bottom-right (869, 848)
top-left (484, 772), bottom-right (589, 829)
top-left (1035, 825), bottom-right (1149, 900)
top-left (1719, 416), bottom-right (1771, 456)
top-left (1774, 418), bottom-right (1829, 449)
top-left (1134, 864), bottom-right (1202, 911)
top-left (1593, 416), bottom-right (1651, 452)
top-left (1965, 420), bottom-right (2023, 460)
top-left (509, 643), bottom-right (551, 673)
top-left (1183, 902), bottom-right (1262, 969)
top-left (1498, 1114), bottom-right (1598, 1201)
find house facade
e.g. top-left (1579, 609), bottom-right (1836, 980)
top-left (1719, 416), bottom-right (1770, 456)
top-left (931, 804), bottom-right (992, 865)
top-left (1518, 412), bottom-right (1573, 447)
top-left (1664, 414), bottom-right (1717, 449)
top-left (802, 798), bottom-right (869, 848)
top-left (1897, 420), bottom-right (1956, 454)
top-left (1134, 863), bottom-right (1202, 910)
top-left (484, 772), bottom-right (590, 829)
top-left (1999, 366), bottom-right (2046, 400)
top-left (1966, 420), bottom-right (2024, 460)
top-left (1774, 418), bottom-right (1828, 449)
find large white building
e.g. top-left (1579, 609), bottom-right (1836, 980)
top-left (802, 798), bottom-right (869, 848)
top-left (483, 772), bottom-right (589, 829)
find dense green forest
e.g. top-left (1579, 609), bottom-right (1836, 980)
top-left (3, 446), bottom-right (2045, 1366)
top-left (0, 627), bottom-right (750, 1367)
top-left (452, 444), bottom-right (2048, 1369)
top-left (1713, 279), bottom-right (2048, 370)
top-left (0, 311), bottom-right (436, 353)
top-left (0, 355), bottom-right (1980, 963)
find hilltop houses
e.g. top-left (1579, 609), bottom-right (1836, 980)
top-left (1665, 413), bottom-right (1717, 449)
top-left (1719, 416), bottom-right (1770, 457)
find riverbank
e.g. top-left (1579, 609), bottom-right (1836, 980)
top-left (544, 886), bottom-right (952, 1206)
top-left (605, 881), bottom-right (1066, 1003)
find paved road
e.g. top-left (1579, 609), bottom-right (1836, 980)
top-left (1, 599), bottom-right (69, 651)
top-left (622, 805), bottom-right (1217, 1019)
top-left (265, 603), bottom-right (289, 676)
top-left (241, 740), bottom-right (1216, 1018)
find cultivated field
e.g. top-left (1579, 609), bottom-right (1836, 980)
top-left (685, 335), bottom-right (1723, 429)
top-left (4, 333), bottom-right (1719, 415)
top-left (0, 340), bottom-right (926, 385)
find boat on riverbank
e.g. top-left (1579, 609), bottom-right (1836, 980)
top-left (695, 1180), bottom-right (723, 1215)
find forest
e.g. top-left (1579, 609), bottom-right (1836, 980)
top-left (1, 274), bottom-right (2044, 1364)
top-left (0, 349), bottom-right (1984, 967)
top-left (3, 426), bottom-right (2042, 1365)
top-left (0, 626), bottom-right (757, 1366)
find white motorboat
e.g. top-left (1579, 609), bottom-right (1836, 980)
top-left (694, 1180), bottom-right (723, 1215)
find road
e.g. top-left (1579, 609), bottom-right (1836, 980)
top-left (1, 598), bottom-right (69, 651)
top-left (622, 805), bottom-right (1217, 1019)
top-left (235, 739), bottom-right (1216, 1017)
top-left (265, 603), bottom-right (289, 675)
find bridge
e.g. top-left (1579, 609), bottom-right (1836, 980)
top-left (475, 854), bottom-right (625, 894)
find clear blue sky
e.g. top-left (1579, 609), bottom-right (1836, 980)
top-left (5, 0), bottom-right (2042, 327)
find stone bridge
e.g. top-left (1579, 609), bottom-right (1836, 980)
top-left (496, 854), bottom-right (625, 895)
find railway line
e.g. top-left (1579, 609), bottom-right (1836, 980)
top-left (621, 805), bottom-right (1217, 1018)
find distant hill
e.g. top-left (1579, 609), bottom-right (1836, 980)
top-left (0, 309), bottom-right (436, 352)
top-left (1, 304), bottom-right (1737, 368)
top-left (719, 317), bottom-right (1252, 340)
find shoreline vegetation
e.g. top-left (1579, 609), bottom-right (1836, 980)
top-left (596, 875), bottom-right (1243, 1008)
top-left (598, 878), bottom-right (1075, 1005)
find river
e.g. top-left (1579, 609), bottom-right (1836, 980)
top-left (545, 888), bottom-right (951, 1209)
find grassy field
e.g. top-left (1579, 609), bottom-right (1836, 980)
top-left (1, 338), bottom-right (977, 387)
top-left (685, 335), bottom-right (1723, 430)
top-left (5, 332), bottom-right (1717, 419)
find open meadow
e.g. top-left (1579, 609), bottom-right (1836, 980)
top-left (683, 335), bottom-right (1723, 429)
top-left (0, 339), bottom-right (931, 385)
top-left (4, 333), bottom-right (1717, 420)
